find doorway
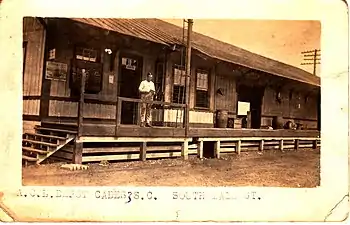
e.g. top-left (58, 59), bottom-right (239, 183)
top-left (118, 54), bottom-right (143, 125)
top-left (237, 84), bottom-right (264, 129)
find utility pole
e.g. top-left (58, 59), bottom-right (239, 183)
top-left (184, 19), bottom-right (193, 137)
top-left (301, 49), bottom-right (321, 75)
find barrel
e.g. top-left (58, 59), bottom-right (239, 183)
top-left (272, 116), bottom-right (284, 129)
top-left (216, 110), bottom-right (228, 128)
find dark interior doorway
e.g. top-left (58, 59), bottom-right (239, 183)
top-left (118, 54), bottom-right (143, 125)
top-left (203, 141), bottom-right (215, 158)
top-left (237, 84), bottom-right (264, 129)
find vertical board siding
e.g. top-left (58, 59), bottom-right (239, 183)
top-left (23, 100), bottom-right (40, 115)
top-left (50, 80), bottom-right (71, 97)
top-left (22, 18), bottom-right (45, 132)
top-left (189, 111), bottom-right (213, 124)
top-left (48, 100), bottom-right (78, 117)
top-left (83, 103), bottom-right (116, 119)
top-left (48, 101), bottom-right (117, 119)
top-left (157, 109), bottom-right (213, 124)
top-left (261, 86), bottom-right (318, 128)
top-left (215, 75), bottom-right (236, 112)
top-left (23, 121), bottom-right (40, 134)
top-left (23, 17), bottom-right (45, 96)
top-left (262, 86), bottom-right (318, 120)
top-left (163, 109), bottom-right (184, 123)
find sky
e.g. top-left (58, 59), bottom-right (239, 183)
top-left (162, 19), bottom-right (321, 77)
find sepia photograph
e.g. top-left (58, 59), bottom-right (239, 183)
top-left (0, 0), bottom-right (348, 222)
top-left (21, 17), bottom-right (321, 187)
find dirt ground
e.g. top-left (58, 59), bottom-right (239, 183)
top-left (22, 148), bottom-right (320, 187)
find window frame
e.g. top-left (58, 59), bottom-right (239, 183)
top-left (194, 68), bottom-right (210, 109)
top-left (70, 45), bottom-right (103, 96)
top-left (172, 64), bottom-right (187, 104)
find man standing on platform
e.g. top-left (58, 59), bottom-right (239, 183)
top-left (139, 72), bottom-right (155, 127)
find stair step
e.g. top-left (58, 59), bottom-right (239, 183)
top-left (22, 139), bottom-right (58, 147)
top-left (35, 126), bottom-right (77, 134)
top-left (25, 132), bottom-right (66, 140)
top-left (23, 146), bottom-right (49, 154)
top-left (22, 155), bottom-right (38, 162)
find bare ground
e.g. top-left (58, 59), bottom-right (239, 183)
top-left (22, 148), bottom-right (320, 187)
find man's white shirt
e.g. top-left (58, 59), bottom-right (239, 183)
top-left (139, 80), bottom-right (155, 93)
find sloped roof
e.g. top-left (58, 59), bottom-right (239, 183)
top-left (70, 18), bottom-right (320, 87)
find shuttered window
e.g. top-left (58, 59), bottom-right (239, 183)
top-left (195, 70), bottom-right (209, 108)
top-left (172, 66), bottom-right (187, 104)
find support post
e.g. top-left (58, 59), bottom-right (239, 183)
top-left (312, 139), bottom-right (317, 149)
top-left (181, 139), bottom-right (189, 160)
top-left (236, 140), bottom-right (241, 155)
top-left (73, 142), bottom-right (83, 164)
top-left (184, 19), bottom-right (193, 137)
top-left (214, 141), bottom-right (220, 158)
top-left (197, 140), bottom-right (203, 159)
top-left (246, 111), bottom-right (251, 129)
top-left (140, 142), bottom-right (147, 161)
top-left (279, 139), bottom-right (284, 151)
top-left (73, 69), bottom-right (86, 164)
top-left (259, 140), bottom-right (264, 151)
top-left (294, 139), bottom-right (300, 150)
top-left (115, 98), bottom-right (122, 136)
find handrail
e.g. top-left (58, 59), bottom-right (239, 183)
top-left (114, 97), bottom-right (187, 134)
top-left (79, 94), bottom-right (188, 136)
top-left (118, 97), bottom-right (186, 108)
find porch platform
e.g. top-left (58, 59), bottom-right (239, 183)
top-left (81, 124), bottom-right (320, 138)
top-left (28, 121), bottom-right (321, 164)
top-left (40, 121), bottom-right (320, 138)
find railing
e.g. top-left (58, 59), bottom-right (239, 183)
top-left (115, 97), bottom-right (187, 133)
top-left (76, 71), bottom-right (189, 137)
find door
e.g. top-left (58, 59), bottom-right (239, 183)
top-left (118, 54), bottom-right (143, 125)
top-left (237, 84), bottom-right (264, 129)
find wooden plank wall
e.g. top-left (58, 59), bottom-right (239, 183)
top-left (22, 18), bottom-right (45, 119)
top-left (214, 62), bottom-right (237, 114)
top-left (23, 121), bottom-right (41, 134)
top-left (22, 17), bottom-right (46, 133)
top-left (23, 18), bottom-right (45, 97)
top-left (153, 109), bottom-right (213, 124)
top-left (261, 85), bottom-right (319, 129)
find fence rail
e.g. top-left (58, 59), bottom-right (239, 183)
top-left (76, 73), bottom-right (189, 138)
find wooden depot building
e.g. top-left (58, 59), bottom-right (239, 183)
top-left (22, 17), bottom-right (321, 165)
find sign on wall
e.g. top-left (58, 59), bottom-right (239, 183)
top-left (45, 61), bottom-right (68, 81)
top-left (237, 101), bottom-right (250, 116)
top-left (122, 57), bottom-right (137, 70)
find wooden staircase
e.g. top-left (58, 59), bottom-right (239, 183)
top-left (22, 124), bottom-right (77, 165)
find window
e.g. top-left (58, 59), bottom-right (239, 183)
top-left (70, 46), bottom-right (102, 96)
top-left (195, 70), bottom-right (209, 108)
top-left (172, 66), bottom-right (186, 104)
top-left (76, 47), bottom-right (98, 62)
top-left (121, 57), bottom-right (137, 70)
top-left (155, 61), bottom-right (165, 101)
